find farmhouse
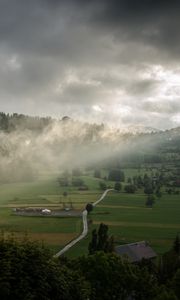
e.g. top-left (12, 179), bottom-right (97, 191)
top-left (115, 241), bottom-right (157, 263)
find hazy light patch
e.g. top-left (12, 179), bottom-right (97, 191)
top-left (171, 114), bottom-right (180, 125)
top-left (25, 139), bottom-right (31, 146)
top-left (7, 55), bottom-right (21, 71)
top-left (115, 105), bottom-right (132, 116)
top-left (154, 66), bottom-right (180, 84)
top-left (139, 66), bottom-right (180, 115)
top-left (92, 105), bottom-right (103, 112)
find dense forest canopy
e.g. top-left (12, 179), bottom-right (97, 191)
top-left (0, 236), bottom-right (179, 300)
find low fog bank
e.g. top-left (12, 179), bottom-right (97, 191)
top-left (0, 114), bottom-right (179, 183)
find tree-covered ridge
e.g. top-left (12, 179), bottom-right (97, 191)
top-left (0, 236), bottom-right (179, 300)
top-left (0, 112), bottom-right (52, 132)
top-left (0, 111), bottom-right (179, 184)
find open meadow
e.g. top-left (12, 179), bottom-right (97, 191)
top-left (0, 166), bottom-right (180, 256)
top-left (66, 190), bottom-right (180, 257)
top-left (0, 173), bottom-right (101, 254)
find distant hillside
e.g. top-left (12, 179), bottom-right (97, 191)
top-left (0, 112), bottom-right (179, 183)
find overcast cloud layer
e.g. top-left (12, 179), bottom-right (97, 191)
top-left (0, 0), bottom-right (180, 129)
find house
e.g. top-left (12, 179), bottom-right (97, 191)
top-left (115, 241), bottom-right (157, 263)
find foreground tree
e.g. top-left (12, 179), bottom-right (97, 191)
top-left (173, 234), bottom-right (180, 255)
top-left (0, 236), bottom-right (90, 300)
top-left (74, 252), bottom-right (158, 300)
top-left (88, 223), bottom-right (114, 254)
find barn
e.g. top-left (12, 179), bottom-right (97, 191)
top-left (115, 241), bottom-right (157, 263)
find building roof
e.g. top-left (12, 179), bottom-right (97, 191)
top-left (115, 241), bottom-right (157, 263)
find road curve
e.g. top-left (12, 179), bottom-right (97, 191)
top-left (54, 189), bottom-right (113, 257)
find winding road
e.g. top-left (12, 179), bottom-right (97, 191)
top-left (54, 189), bottom-right (113, 257)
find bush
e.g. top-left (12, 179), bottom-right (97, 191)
top-left (99, 181), bottom-right (107, 190)
top-left (124, 184), bottom-right (136, 193)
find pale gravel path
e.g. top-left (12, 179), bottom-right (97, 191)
top-left (54, 189), bottom-right (113, 257)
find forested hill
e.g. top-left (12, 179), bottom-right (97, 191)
top-left (0, 112), bottom-right (179, 183)
top-left (0, 112), bottom-right (52, 132)
top-left (0, 112), bottom-right (180, 150)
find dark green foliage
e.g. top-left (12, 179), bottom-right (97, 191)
top-left (154, 287), bottom-right (178, 300)
top-left (171, 269), bottom-right (180, 299)
top-left (137, 175), bottom-right (143, 187)
top-left (0, 112), bottom-right (9, 131)
top-left (97, 223), bottom-right (109, 251)
top-left (108, 169), bottom-right (125, 182)
top-left (146, 194), bottom-right (155, 207)
top-left (0, 236), bottom-right (179, 300)
top-left (143, 173), bottom-right (150, 185)
top-left (88, 223), bottom-right (114, 254)
top-left (57, 177), bottom-right (69, 187)
top-left (88, 229), bottom-right (97, 254)
top-left (173, 234), bottom-right (180, 255)
top-left (124, 184), bottom-right (136, 193)
top-left (114, 181), bottom-right (122, 192)
top-left (158, 250), bottom-right (180, 284)
top-left (156, 188), bottom-right (162, 198)
top-left (144, 154), bottom-right (162, 163)
top-left (86, 203), bottom-right (93, 214)
top-left (72, 178), bottom-right (84, 187)
top-left (144, 183), bottom-right (154, 195)
top-left (0, 236), bottom-right (90, 300)
top-left (99, 181), bottom-right (107, 190)
top-left (74, 252), bottom-right (158, 300)
top-left (0, 112), bottom-right (52, 132)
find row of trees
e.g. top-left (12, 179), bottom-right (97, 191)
top-left (0, 234), bottom-right (179, 300)
top-left (0, 112), bottom-right (52, 132)
top-left (94, 168), bottom-right (125, 182)
top-left (57, 169), bottom-right (89, 191)
top-left (88, 223), bottom-right (114, 254)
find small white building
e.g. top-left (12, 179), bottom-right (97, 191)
top-left (41, 209), bottom-right (51, 215)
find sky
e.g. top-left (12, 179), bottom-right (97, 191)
top-left (0, 0), bottom-right (180, 130)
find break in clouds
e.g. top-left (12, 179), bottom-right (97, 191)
top-left (0, 0), bottom-right (180, 129)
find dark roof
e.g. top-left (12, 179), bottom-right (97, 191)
top-left (115, 241), bottom-right (157, 263)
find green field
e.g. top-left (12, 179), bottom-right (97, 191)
top-left (67, 190), bottom-right (180, 257)
top-left (0, 174), bottom-right (101, 254)
top-left (0, 168), bottom-right (180, 257)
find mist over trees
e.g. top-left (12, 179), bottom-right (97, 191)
top-left (0, 112), bottom-right (180, 184)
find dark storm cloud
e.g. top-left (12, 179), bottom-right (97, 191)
top-left (0, 0), bottom-right (180, 129)
top-left (87, 0), bottom-right (180, 58)
top-left (1, 0), bottom-right (180, 57)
